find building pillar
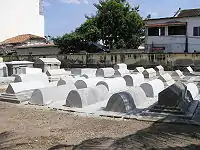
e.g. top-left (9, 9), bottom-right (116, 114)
top-left (165, 26), bottom-right (168, 36)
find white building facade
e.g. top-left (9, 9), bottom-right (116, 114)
top-left (145, 9), bottom-right (200, 53)
top-left (0, 0), bottom-right (44, 42)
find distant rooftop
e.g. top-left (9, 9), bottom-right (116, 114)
top-left (177, 8), bottom-right (200, 17)
top-left (145, 8), bottom-right (200, 21)
top-left (0, 34), bottom-right (45, 45)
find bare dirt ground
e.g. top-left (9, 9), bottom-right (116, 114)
top-left (1, 102), bottom-right (200, 150)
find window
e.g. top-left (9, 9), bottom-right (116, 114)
top-left (148, 27), bottom-right (165, 36)
top-left (193, 27), bottom-right (200, 36)
top-left (168, 25), bottom-right (186, 35)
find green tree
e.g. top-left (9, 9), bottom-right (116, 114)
top-left (53, 0), bottom-right (144, 52)
top-left (94, 0), bottom-right (144, 49)
top-left (53, 32), bottom-right (84, 53)
top-left (75, 17), bottom-right (100, 42)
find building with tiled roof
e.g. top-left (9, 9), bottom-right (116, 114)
top-left (0, 34), bottom-right (46, 47)
top-left (145, 8), bottom-right (200, 53)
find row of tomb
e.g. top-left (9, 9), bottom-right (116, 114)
top-left (0, 58), bottom-right (199, 118)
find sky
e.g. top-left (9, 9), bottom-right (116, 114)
top-left (44, 0), bottom-right (200, 37)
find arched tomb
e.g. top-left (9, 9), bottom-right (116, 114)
top-left (113, 63), bottom-right (127, 70)
top-left (66, 85), bottom-right (109, 108)
top-left (75, 77), bottom-right (104, 89)
top-left (105, 87), bottom-right (147, 113)
top-left (30, 83), bottom-right (76, 105)
top-left (155, 65), bottom-right (165, 76)
top-left (6, 81), bottom-right (47, 94)
top-left (140, 79), bottom-right (164, 97)
top-left (96, 77), bottom-right (127, 93)
top-left (114, 69), bottom-right (130, 77)
top-left (171, 70), bottom-right (185, 79)
top-left (158, 73), bottom-right (175, 86)
top-left (142, 68), bottom-right (156, 78)
top-left (46, 69), bottom-right (67, 76)
top-left (57, 76), bottom-right (85, 86)
top-left (123, 73), bottom-right (144, 86)
top-left (186, 83), bottom-right (199, 99)
top-left (13, 73), bottom-right (49, 84)
top-left (96, 68), bottom-right (115, 77)
top-left (133, 67), bottom-right (145, 73)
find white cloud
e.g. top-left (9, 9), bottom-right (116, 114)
top-left (60, 0), bottom-right (89, 4)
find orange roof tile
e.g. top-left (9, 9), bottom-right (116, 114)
top-left (1, 34), bottom-right (45, 45)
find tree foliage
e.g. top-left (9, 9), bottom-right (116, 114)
top-left (53, 0), bottom-right (144, 53)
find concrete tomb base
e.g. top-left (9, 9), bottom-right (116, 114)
top-left (96, 77), bottom-right (127, 93)
top-left (96, 68), bottom-right (115, 77)
top-left (66, 85), bottom-right (109, 108)
top-left (123, 73), bottom-right (144, 86)
top-left (30, 83), bottom-right (76, 105)
top-left (105, 87), bottom-right (147, 113)
top-left (140, 79), bottom-right (164, 97)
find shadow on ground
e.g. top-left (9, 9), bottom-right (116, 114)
top-left (48, 121), bottom-right (200, 150)
top-left (0, 131), bottom-right (29, 150)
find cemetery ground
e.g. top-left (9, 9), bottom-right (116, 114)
top-left (0, 102), bottom-right (200, 150)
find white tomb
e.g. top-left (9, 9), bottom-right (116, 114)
top-left (13, 73), bottom-right (49, 84)
top-left (6, 81), bottom-right (47, 94)
top-left (34, 58), bottom-right (61, 72)
top-left (96, 77), bottom-right (127, 93)
top-left (71, 68), bottom-right (97, 76)
top-left (66, 85), bottom-right (109, 108)
top-left (30, 83), bottom-right (76, 106)
top-left (105, 87), bottom-right (147, 113)
top-left (155, 65), bottom-right (165, 76)
top-left (142, 68), bottom-right (156, 78)
top-left (186, 83), bottom-right (199, 99)
top-left (140, 79), bottom-right (164, 97)
top-left (6, 61), bottom-right (34, 76)
top-left (113, 63), bottom-right (127, 70)
top-left (21, 67), bottom-right (42, 74)
top-left (75, 77), bottom-right (104, 89)
top-left (184, 66), bottom-right (194, 73)
top-left (158, 73), bottom-right (175, 86)
top-left (57, 76), bottom-right (85, 86)
top-left (171, 70), bottom-right (185, 79)
top-left (114, 69), bottom-right (130, 77)
top-left (123, 73), bottom-right (144, 86)
top-left (133, 67), bottom-right (145, 73)
top-left (46, 69), bottom-right (67, 76)
top-left (96, 68), bottom-right (115, 77)
top-left (0, 63), bottom-right (8, 77)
